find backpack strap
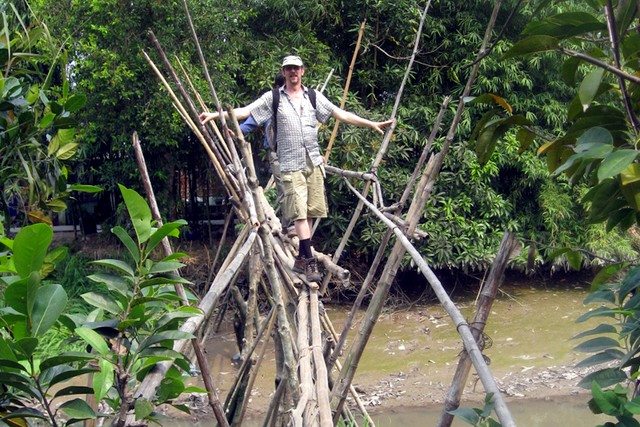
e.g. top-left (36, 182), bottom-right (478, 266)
top-left (271, 87), bottom-right (279, 149)
top-left (308, 87), bottom-right (317, 110)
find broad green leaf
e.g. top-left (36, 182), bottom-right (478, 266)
top-left (12, 224), bottom-right (52, 278)
top-left (59, 398), bottom-right (96, 421)
top-left (156, 376), bottom-right (185, 403)
top-left (591, 263), bottom-right (627, 291)
top-left (149, 261), bottom-right (185, 275)
top-left (56, 128), bottom-right (75, 144)
top-left (565, 250), bottom-right (582, 270)
top-left (625, 398), bottom-right (640, 415)
top-left (81, 292), bottom-right (121, 315)
top-left (503, 35), bottom-right (559, 59)
top-left (579, 368), bottom-right (628, 389)
top-left (74, 327), bottom-right (110, 356)
top-left (93, 358), bottom-right (113, 402)
top-left (524, 12), bottom-right (605, 38)
top-left (620, 266), bottom-right (640, 300)
top-left (0, 372), bottom-right (38, 398)
top-left (572, 324), bottom-right (618, 340)
top-left (38, 111), bottom-right (55, 130)
top-left (574, 337), bottom-right (620, 353)
top-left (91, 259), bottom-right (134, 277)
top-left (48, 368), bottom-right (99, 389)
top-left (575, 349), bottom-right (624, 368)
top-left (134, 398), bottom-right (153, 420)
top-left (606, 207), bottom-right (636, 232)
top-left (464, 93), bottom-right (512, 114)
top-left (516, 127), bottom-right (535, 153)
top-left (583, 288), bottom-right (616, 304)
top-left (577, 306), bottom-right (618, 322)
top-left (447, 407), bottom-right (480, 424)
top-left (146, 220), bottom-right (187, 255)
top-left (139, 276), bottom-right (191, 289)
top-left (31, 283), bottom-right (67, 336)
top-left (55, 142), bottom-right (78, 160)
top-left (111, 226), bottom-right (140, 264)
top-left (561, 57), bottom-right (582, 86)
top-left (64, 94), bottom-right (87, 112)
top-left (15, 337), bottom-right (38, 358)
top-left (68, 184), bottom-right (102, 193)
top-left (137, 331), bottom-right (193, 353)
top-left (87, 273), bottom-right (129, 294)
top-left (621, 163), bottom-right (640, 186)
top-left (53, 385), bottom-right (94, 398)
top-left (590, 381), bottom-right (619, 415)
top-left (579, 68), bottom-right (605, 109)
top-left (598, 149), bottom-right (638, 182)
top-left (40, 352), bottom-right (96, 371)
top-left (118, 184), bottom-right (152, 244)
top-left (5, 274), bottom-right (39, 316)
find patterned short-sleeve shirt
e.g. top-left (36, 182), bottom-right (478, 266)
top-left (250, 85), bottom-right (337, 173)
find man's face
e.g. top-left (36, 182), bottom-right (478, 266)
top-left (282, 65), bottom-right (304, 85)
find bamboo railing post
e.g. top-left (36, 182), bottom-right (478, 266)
top-left (437, 232), bottom-right (517, 427)
top-left (131, 133), bottom-right (229, 427)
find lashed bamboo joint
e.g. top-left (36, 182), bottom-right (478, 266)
top-left (133, 1), bottom-right (521, 426)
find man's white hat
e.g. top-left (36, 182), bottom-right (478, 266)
top-left (282, 55), bottom-right (304, 67)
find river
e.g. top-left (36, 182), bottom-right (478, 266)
top-left (175, 281), bottom-right (614, 426)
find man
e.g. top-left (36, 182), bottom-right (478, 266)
top-left (200, 55), bottom-right (394, 282)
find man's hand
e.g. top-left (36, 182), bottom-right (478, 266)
top-left (371, 118), bottom-right (395, 134)
top-left (199, 111), bottom-right (218, 124)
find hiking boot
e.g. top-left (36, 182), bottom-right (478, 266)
top-left (292, 257), bottom-right (322, 282)
top-left (292, 257), bottom-right (306, 274)
top-left (305, 257), bottom-right (322, 282)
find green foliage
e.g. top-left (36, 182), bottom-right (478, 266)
top-left (505, 1), bottom-right (640, 231)
top-left (0, 3), bottom-right (99, 230)
top-left (575, 263), bottom-right (640, 425)
top-left (0, 223), bottom-right (98, 425)
top-left (79, 184), bottom-right (201, 423)
top-left (448, 393), bottom-right (502, 426)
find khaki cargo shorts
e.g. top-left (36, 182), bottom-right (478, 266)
top-left (282, 157), bottom-right (328, 221)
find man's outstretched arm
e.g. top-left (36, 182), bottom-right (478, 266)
top-left (331, 108), bottom-right (395, 134)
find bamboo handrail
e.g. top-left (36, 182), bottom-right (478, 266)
top-left (340, 180), bottom-right (516, 427)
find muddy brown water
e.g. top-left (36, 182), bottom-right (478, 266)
top-left (169, 283), bottom-right (614, 426)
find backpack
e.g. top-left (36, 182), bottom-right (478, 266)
top-left (270, 87), bottom-right (317, 150)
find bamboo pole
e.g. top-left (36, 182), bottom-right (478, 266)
top-left (292, 289), bottom-right (314, 427)
top-left (320, 1), bottom-right (431, 292)
top-left (339, 180), bottom-right (516, 427)
top-left (438, 232), bottom-right (517, 427)
top-left (324, 21), bottom-right (366, 162)
top-left (310, 288), bottom-right (332, 427)
top-left (131, 133), bottom-right (229, 427)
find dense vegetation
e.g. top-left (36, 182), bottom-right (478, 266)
top-left (3, 0), bottom-right (630, 274)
